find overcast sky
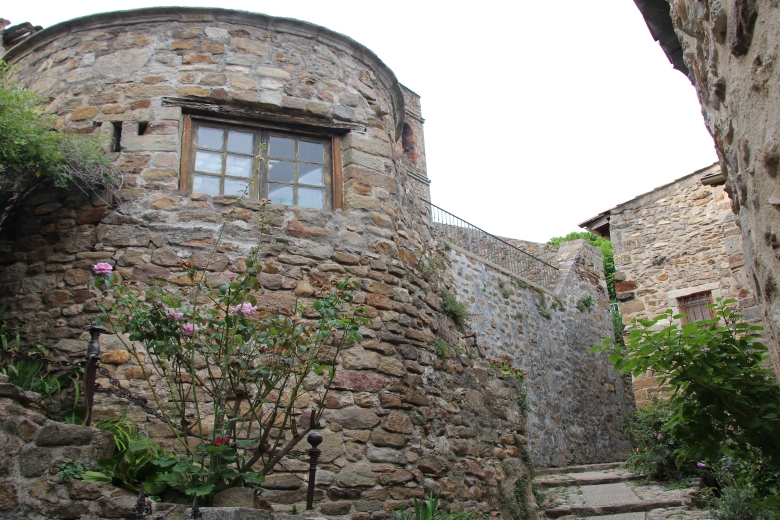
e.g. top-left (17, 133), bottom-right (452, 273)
top-left (3, 1), bottom-right (718, 243)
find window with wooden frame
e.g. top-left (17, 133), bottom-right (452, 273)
top-left (181, 117), bottom-right (342, 209)
top-left (677, 291), bottom-right (714, 324)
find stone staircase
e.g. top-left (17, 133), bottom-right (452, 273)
top-left (534, 463), bottom-right (711, 519)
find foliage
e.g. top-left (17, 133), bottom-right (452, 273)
top-left (548, 231), bottom-right (615, 300)
top-left (593, 299), bottom-right (780, 465)
top-left (82, 412), bottom-right (171, 496)
top-left (576, 295), bottom-right (593, 312)
top-left (94, 411), bottom-right (136, 452)
top-left (707, 449), bottom-right (780, 517)
top-left (440, 289), bottom-right (469, 326)
top-left (515, 312), bottom-right (524, 320)
top-left (96, 212), bottom-right (369, 501)
top-left (56, 460), bottom-right (86, 481)
top-left (611, 305), bottom-right (625, 345)
top-left (488, 356), bottom-right (528, 417)
top-left (391, 496), bottom-right (439, 520)
top-left (431, 338), bottom-right (448, 359)
top-left (0, 61), bottom-right (120, 219)
top-left (537, 308), bottom-right (551, 319)
top-left (510, 277), bottom-right (530, 290)
top-left (622, 400), bottom-right (691, 480)
top-left (550, 298), bottom-right (563, 310)
top-left (85, 436), bottom-right (171, 496)
top-left (0, 328), bottom-right (80, 415)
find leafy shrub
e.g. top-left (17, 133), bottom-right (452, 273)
top-left (0, 62), bottom-right (120, 218)
top-left (83, 412), bottom-right (172, 496)
top-left (711, 481), bottom-right (780, 520)
top-left (440, 289), bottom-right (469, 326)
top-left (593, 299), bottom-right (780, 464)
top-left (623, 400), bottom-right (690, 480)
top-left (95, 216), bottom-right (370, 501)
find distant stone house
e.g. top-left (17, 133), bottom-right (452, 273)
top-left (580, 163), bottom-right (770, 407)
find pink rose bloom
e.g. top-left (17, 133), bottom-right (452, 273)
top-left (164, 308), bottom-right (184, 320)
top-left (230, 302), bottom-right (257, 317)
top-left (213, 437), bottom-right (230, 446)
top-left (657, 434), bottom-right (664, 441)
top-left (92, 262), bottom-right (113, 275)
top-left (181, 323), bottom-right (199, 336)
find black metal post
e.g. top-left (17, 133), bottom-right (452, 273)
top-left (135, 483), bottom-right (148, 519)
top-left (191, 493), bottom-right (200, 519)
top-left (305, 432), bottom-right (322, 510)
top-left (83, 324), bottom-right (106, 427)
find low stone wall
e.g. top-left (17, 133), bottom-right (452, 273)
top-left (0, 383), bottom-right (132, 519)
top-left (448, 240), bottom-right (634, 468)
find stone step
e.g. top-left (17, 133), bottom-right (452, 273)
top-left (543, 497), bottom-right (691, 519)
top-left (536, 462), bottom-right (624, 476)
top-left (536, 471), bottom-right (644, 488)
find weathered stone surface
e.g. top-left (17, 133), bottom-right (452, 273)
top-left (369, 429), bottom-right (407, 448)
top-left (417, 454), bottom-right (448, 476)
top-left (382, 411), bottom-right (413, 434)
top-left (0, 383), bottom-right (40, 404)
top-left (18, 447), bottom-right (51, 477)
top-left (212, 487), bottom-right (267, 508)
top-left (365, 446), bottom-right (402, 463)
top-left (336, 464), bottom-right (377, 487)
top-left (327, 408), bottom-right (380, 429)
top-left (331, 371), bottom-right (388, 392)
top-left (180, 508), bottom-right (273, 520)
top-left (342, 347), bottom-right (379, 370)
top-left (35, 423), bottom-right (93, 446)
top-left (66, 480), bottom-right (105, 500)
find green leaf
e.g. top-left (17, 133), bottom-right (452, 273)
top-left (185, 483), bottom-right (215, 496)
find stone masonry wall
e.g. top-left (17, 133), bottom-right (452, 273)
top-left (659, 0), bottom-right (780, 375)
top-left (448, 240), bottom-right (634, 468)
top-left (0, 380), bottom-right (137, 519)
top-left (398, 86), bottom-right (430, 202)
top-left (609, 166), bottom-right (767, 407)
top-left (0, 8), bottom-right (541, 517)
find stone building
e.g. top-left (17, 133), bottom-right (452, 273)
top-left (633, 0), bottom-right (780, 377)
top-left (581, 163), bottom-right (768, 407)
top-left (0, 7), bottom-right (633, 517)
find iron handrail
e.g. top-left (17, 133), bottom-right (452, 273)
top-left (422, 199), bottom-right (559, 289)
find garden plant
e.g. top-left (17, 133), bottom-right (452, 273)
top-left (92, 202), bottom-right (370, 501)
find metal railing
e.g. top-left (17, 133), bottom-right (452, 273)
top-left (423, 200), bottom-right (558, 290)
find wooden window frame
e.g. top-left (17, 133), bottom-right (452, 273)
top-left (181, 114), bottom-right (343, 209)
top-left (677, 291), bottom-right (714, 324)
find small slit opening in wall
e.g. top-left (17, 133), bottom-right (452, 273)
top-left (138, 122), bottom-right (148, 135)
top-left (111, 122), bottom-right (122, 152)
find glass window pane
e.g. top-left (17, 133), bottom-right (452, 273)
top-left (268, 183), bottom-right (294, 206)
top-left (299, 163), bottom-right (323, 186)
top-left (269, 160), bottom-right (295, 182)
top-left (299, 141), bottom-right (323, 163)
top-left (227, 131), bottom-right (253, 154)
top-left (224, 178), bottom-right (250, 197)
top-left (197, 127), bottom-right (224, 149)
top-left (195, 150), bottom-right (223, 173)
top-left (269, 137), bottom-right (295, 159)
top-left (298, 187), bottom-right (324, 209)
top-left (226, 154), bottom-right (252, 177)
top-left (193, 174), bottom-right (221, 196)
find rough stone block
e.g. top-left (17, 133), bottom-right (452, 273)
top-left (35, 423), bottom-right (93, 446)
